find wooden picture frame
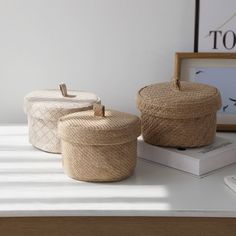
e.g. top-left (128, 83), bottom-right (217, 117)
top-left (194, 0), bottom-right (236, 52)
top-left (174, 52), bottom-right (236, 132)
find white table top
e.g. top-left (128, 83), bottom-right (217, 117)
top-left (1, 124), bottom-right (236, 218)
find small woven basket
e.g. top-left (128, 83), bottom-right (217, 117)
top-left (137, 78), bottom-right (222, 148)
top-left (24, 84), bottom-right (100, 153)
top-left (58, 105), bottom-right (141, 182)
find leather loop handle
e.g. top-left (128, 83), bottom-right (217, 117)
top-left (59, 83), bottom-right (76, 97)
top-left (93, 104), bottom-right (105, 117)
top-left (171, 77), bottom-right (181, 91)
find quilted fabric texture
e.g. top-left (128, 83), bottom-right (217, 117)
top-left (24, 89), bottom-right (100, 153)
top-left (24, 90), bottom-right (101, 121)
top-left (28, 116), bottom-right (61, 153)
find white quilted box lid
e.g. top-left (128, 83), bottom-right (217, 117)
top-left (24, 85), bottom-right (101, 121)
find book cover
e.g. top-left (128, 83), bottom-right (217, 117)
top-left (138, 135), bottom-right (236, 177)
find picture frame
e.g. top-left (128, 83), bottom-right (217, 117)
top-left (194, 0), bottom-right (236, 52)
top-left (174, 52), bottom-right (236, 131)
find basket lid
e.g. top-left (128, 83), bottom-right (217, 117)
top-left (58, 104), bottom-right (141, 145)
top-left (137, 81), bottom-right (222, 119)
top-left (24, 84), bottom-right (101, 121)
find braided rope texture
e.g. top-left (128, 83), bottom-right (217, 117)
top-left (137, 82), bottom-right (221, 148)
top-left (61, 140), bottom-right (137, 182)
top-left (137, 82), bottom-right (221, 119)
top-left (58, 109), bottom-right (141, 182)
top-left (141, 113), bottom-right (216, 147)
top-left (58, 110), bottom-right (141, 145)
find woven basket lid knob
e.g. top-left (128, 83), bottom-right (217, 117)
top-left (59, 83), bottom-right (76, 98)
top-left (93, 104), bottom-right (105, 117)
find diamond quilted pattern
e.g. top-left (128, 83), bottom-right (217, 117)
top-left (24, 89), bottom-right (100, 153)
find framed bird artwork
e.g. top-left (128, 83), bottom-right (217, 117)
top-left (174, 52), bottom-right (236, 131)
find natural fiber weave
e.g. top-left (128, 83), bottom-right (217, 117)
top-left (58, 109), bottom-right (141, 182)
top-left (137, 82), bottom-right (221, 119)
top-left (61, 140), bottom-right (137, 182)
top-left (141, 113), bottom-right (216, 148)
top-left (137, 80), bottom-right (221, 147)
top-left (58, 110), bottom-right (141, 145)
top-left (24, 89), bottom-right (100, 153)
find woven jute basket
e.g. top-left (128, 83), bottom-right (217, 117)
top-left (58, 104), bottom-right (141, 182)
top-left (137, 78), bottom-right (222, 148)
top-left (24, 84), bottom-right (100, 154)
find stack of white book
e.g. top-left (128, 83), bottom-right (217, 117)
top-left (138, 134), bottom-right (236, 177)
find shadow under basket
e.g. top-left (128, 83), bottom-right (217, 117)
top-left (58, 105), bottom-right (141, 182)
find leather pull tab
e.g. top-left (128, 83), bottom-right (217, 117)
top-left (171, 77), bottom-right (181, 91)
top-left (59, 83), bottom-right (76, 98)
top-left (59, 83), bottom-right (68, 97)
top-left (93, 104), bottom-right (105, 117)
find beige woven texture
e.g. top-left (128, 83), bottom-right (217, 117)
top-left (137, 80), bottom-right (222, 148)
top-left (28, 115), bottom-right (61, 153)
top-left (62, 140), bottom-right (137, 182)
top-left (58, 109), bottom-right (141, 182)
top-left (24, 90), bottom-right (100, 153)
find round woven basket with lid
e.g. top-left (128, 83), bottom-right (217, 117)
top-left (137, 79), bottom-right (222, 148)
top-left (24, 84), bottom-right (100, 154)
top-left (58, 105), bottom-right (141, 182)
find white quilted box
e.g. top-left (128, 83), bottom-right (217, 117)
top-left (24, 84), bottom-right (100, 154)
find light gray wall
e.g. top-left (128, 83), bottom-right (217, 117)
top-left (0, 0), bottom-right (195, 123)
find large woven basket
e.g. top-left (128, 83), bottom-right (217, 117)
top-left (58, 105), bottom-right (141, 182)
top-left (24, 84), bottom-right (100, 154)
top-left (137, 78), bottom-right (222, 148)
